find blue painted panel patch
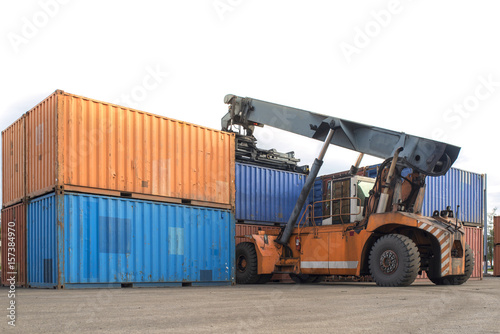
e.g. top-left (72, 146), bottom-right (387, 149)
top-left (99, 217), bottom-right (132, 254)
top-left (168, 227), bottom-right (184, 255)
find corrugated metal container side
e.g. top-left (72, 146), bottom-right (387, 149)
top-left (2, 115), bottom-right (25, 207)
top-left (324, 166), bottom-right (485, 225)
top-left (1, 203), bottom-right (27, 286)
top-left (235, 163), bottom-right (307, 224)
top-left (27, 193), bottom-right (58, 288)
top-left (308, 178), bottom-right (323, 225)
top-left (423, 168), bottom-right (485, 225)
top-left (494, 216), bottom-right (500, 245)
top-left (464, 226), bottom-right (483, 279)
top-left (235, 223), bottom-right (280, 245)
top-left (25, 90), bottom-right (235, 208)
top-left (28, 192), bottom-right (235, 288)
top-left (417, 226), bottom-right (483, 280)
top-left (494, 246), bottom-right (500, 277)
top-left (25, 92), bottom-right (57, 200)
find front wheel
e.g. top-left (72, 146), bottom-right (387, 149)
top-left (369, 234), bottom-right (421, 287)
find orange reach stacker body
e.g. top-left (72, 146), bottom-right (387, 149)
top-left (223, 95), bottom-right (473, 286)
top-left (240, 212), bottom-right (468, 284)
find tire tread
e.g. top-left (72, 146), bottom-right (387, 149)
top-left (369, 234), bottom-right (421, 287)
top-left (236, 242), bottom-right (260, 284)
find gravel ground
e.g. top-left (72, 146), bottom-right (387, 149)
top-left (1, 277), bottom-right (499, 333)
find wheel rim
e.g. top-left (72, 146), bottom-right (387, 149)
top-left (379, 250), bottom-right (398, 274)
top-left (237, 256), bottom-right (247, 273)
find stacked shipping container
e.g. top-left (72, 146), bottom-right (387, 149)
top-left (233, 163), bottom-right (319, 283)
top-left (422, 168), bottom-right (485, 225)
top-left (235, 224), bottom-right (281, 245)
top-left (233, 162), bottom-right (322, 247)
top-left (235, 162), bottom-right (318, 225)
top-left (362, 165), bottom-right (486, 226)
top-left (1, 203), bottom-right (27, 286)
top-left (28, 193), bottom-right (234, 288)
top-left (321, 167), bottom-right (486, 226)
top-left (2, 116), bottom-right (28, 287)
top-left (2, 116), bottom-right (25, 207)
top-left (23, 90), bottom-right (235, 208)
top-left (2, 90), bottom-right (236, 288)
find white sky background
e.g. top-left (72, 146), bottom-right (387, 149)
top-left (0, 0), bottom-right (499, 216)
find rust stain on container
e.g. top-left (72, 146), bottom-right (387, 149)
top-left (24, 90), bottom-right (235, 207)
top-left (2, 115), bottom-right (25, 207)
top-left (494, 216), bottom-right (500, 245)
top-left (1, 203), bottom-right (27, 286)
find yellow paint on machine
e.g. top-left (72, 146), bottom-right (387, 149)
top-left (22, 90), bottom-right (235, 207)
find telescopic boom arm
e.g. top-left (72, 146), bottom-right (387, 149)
top-left (222, 94), bottom-right (461, 245)
top-left (222, 94), bottom-right (460, 176)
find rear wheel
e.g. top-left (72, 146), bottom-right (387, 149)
top-left (236, 242), bottom-right (260, 284)
top-left (427, 243), bottom-right (474, 285)
top-left (369, 234), bottom-right (420, 287)
top-left (311, 275), bottom-right (325, 283)
top-left (290, 274), bottom-right (324, 284)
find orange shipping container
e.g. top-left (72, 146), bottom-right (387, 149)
top-left (235, 223), bottom-right (281, 245)
top-left (24, 90), bottom-right (235, 209)
top-left (494, 216), bottom-right (500, 245)
top-left (464, 226), bottom-right (484, 279)
top-left (2, 115), bottom-right (25, 207)
top-left (1, 202), bottom-right (27, 287)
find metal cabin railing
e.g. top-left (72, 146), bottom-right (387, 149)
top-left (296, 197), bottom-right (363, 234)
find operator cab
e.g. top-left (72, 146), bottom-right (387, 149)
top-left (321, 175), bottom-right (374, 225)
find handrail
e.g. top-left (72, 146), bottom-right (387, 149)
top-left (297, 197), bottom-right (363, 234)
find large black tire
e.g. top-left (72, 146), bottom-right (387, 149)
top-left (369, 234), bottom-right (420, 287)
top-left (290, 274), bottom-right (324, 284)
top-left (236, 242), bottom-right (260, 284)
top-left (256, 274), bottom-right (273, 284)
top-left (427, 243), bottom-right (474, 285)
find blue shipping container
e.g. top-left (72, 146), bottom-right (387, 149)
top-left (235, 162), bottom-right (312, 224)
top-left (323, 166), bottom-right (485, 225)
top-left (28, 192), bottom-right (235, 288)
top-left (422, 168), bottom-right (485, 225)
top-left (309, 178), bottom-right (323, 225)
